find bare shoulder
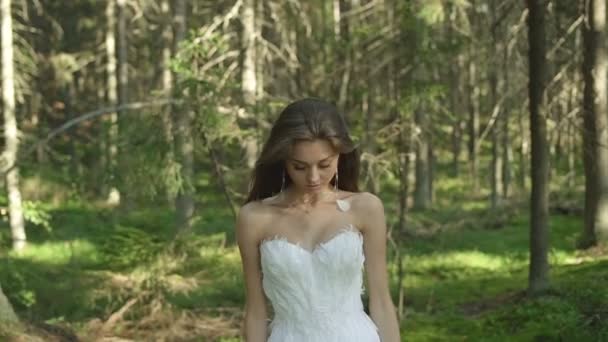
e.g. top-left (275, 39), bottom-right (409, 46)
top-left (350, 192), bottom-right (385, 233)
top-left (235, 201), bottom-right (273, 245)
top-left (350, 192), bottom-right (384, 214)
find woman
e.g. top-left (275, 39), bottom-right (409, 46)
top-left (236, 98), bottom-right (401, 341)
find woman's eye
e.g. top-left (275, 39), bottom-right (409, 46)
top-left (319, 164), bottom-right (330, 169)
top-left (294, 166), bottom-right (306, 171)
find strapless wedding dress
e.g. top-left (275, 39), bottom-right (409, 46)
top-left (259, 200), bottom-right (381, 342)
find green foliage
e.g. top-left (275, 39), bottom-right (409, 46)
top-left (416, 0), bottom-right (445, 25)
top-left (22, 200), bottom-right (53, 233)
top-left (0, 259), bottom-right (36, 309)
top-left (2, 187), bottom-right (606, 340)
top-left (171, 28), bottom-right (241, 142)
top-left (399, 202), bottom-right (608, 341)
top-left (98, 225), bottom-right (164, 269)
top-left (117, 114), bottom-right (181, 200)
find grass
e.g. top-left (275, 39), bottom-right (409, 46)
top-left (401, 212), bottom-right (608, 341)
top-left (1, 176), bottom-right (607, 341)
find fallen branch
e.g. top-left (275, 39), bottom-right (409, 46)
top-left (100, 298), bottom-right (138, 333)
top-left (1, 99), bottom-right (180, 176)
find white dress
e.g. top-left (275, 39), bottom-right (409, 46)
top-left (259, 199), bottom-right (381, 342)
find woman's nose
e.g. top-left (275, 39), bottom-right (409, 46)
top-left (307, 168), bottom-right (320, 183)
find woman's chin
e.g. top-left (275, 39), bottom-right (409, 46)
top-left (296, 184), bottom-right (323, 193)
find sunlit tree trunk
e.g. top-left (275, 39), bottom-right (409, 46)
top-left (242, 0), bottom-right (258, 169)
top-left (116, 0), bottom-right (130, 207)
top-left (581, 0), bottom-right (608, 246)
top-left (255, 0), bottom-right (264, 99)
top-left (445, 1), bottom-right (462, 177)
top-left (160, 0), bottom-right (176, 204)
top-left (527, 0), bottom-right (550, 295)
top-left (173, 0), bottom-right (194, 232)
top-left (105, 0), bottom-right (120, 205)
top-left (490, 0), bottom-right (503, 208)
top-left (2, 0), bottom-right (26, 251)
top-left (335, 0), bottom-right (351, 113)
top-left (117, 0), bottom-right (128, 109)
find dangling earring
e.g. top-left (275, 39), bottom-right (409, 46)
top-left (333, 171), bottom-right (339, 191)
top-left (281, 169), bottom-right (286, 193)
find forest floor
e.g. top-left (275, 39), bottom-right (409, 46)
top-left (1, 180), bottom-right (607, 341)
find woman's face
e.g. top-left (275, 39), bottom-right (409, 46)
top-left (285, 139), bottom-right (339, 193)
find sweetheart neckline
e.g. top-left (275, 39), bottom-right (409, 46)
top-left (260, 224), bottom-right (362, 254)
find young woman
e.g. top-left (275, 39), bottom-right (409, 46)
top-left (236, 98), bottom-right (401, 341)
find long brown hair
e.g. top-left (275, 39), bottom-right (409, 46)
top-left (245, 98), bottom-right (360, 203)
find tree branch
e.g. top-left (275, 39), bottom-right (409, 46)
top-left (1, 99), bottom-right (181, 175)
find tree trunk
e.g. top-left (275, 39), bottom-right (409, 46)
top-left (467, 52), bottom-right (480, 193)
top-left (336, 0), bottom-right (351, 114)
top-left (414, 108), bottom-right (431, 210)
top-left (489, 33), bottom-right (502, 208)
top-left (581, 0), bottom-right (608, 246)
top-left (116, 0), bottom-right (130, 208)
top-left (567, 77), bottom-right (577, 188)
top-left (0, 282), bottom-right (18, 325)
top-left (568, 30), bottom-right (582, 189)
top-left (173, 0), bottom-right (194, 233)
top-left (1, 0), bottom-right (26, 251)
top-left (364, 49), bottom-right (379, 194)
top-left (255, 0), bottom-right (265, 99)
top-left (30, 93), bottom-right (46, 164)
top-left (105, 0), bottom-right (120, 205)
top-left (502, 38), bottom-right (512, 198)
top-left (241, 0), bottom-right (258, 169)
top-left (527, 0), bottom-right (550, 295)
top-left (518, 106), bottom-right (528, 190)
top-left (160, 0), bottom-right (176, 204)
top-left (446, 2), bottom-right (462, 177)
top-left (489, 0), bottom-right (503, 208)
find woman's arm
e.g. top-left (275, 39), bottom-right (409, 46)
top-left (358, 193), bottom-right (401, 342)
top-left (236, 203), bottom-right (269, 342)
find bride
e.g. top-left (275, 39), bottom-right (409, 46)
top-left (236, 98), bottom-right (401, 341)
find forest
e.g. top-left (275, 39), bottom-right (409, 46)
top-left (0, 0), bottom-right (607, 341)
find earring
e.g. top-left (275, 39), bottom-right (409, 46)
top-left (334, 171), bottom-right (339, 191)
top-left (281, 169), bottom-right (286, 193)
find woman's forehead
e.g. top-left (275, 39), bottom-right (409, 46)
top-left (289, 139), bottom-right (338, 160)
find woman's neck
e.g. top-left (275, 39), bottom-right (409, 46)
top-left (281, 186), bottom-right (337, 209)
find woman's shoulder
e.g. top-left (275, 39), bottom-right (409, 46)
top-left (236, 202), bottom-right (268, 246)
top-left (350, 192), bottom-right (384, 229)
top-left (349, 191), bottom-right (384, 211)
top-left (237, 200), bottom-right (274, 225)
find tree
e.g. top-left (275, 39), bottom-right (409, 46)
top-left (581, 0), bottom-right (608, 247)
top-left (105, 0), bottom-right (120, 205)
top-left (160, 0), bottom-right (176, 204)
top-left (1, 0), bottom-right (26, 251)
top-left (489, 0), bottom-right (504, 208)
top-left (0, 282), bottom-right (18, 325)
top-left (241, 0), bottom-right (259, 169)
top-left (173, 0), bottom-right (194, 232)
top-left (526, 0), bottom-right (550, 295)
top-left (413, 106), bottom-right (432, 210)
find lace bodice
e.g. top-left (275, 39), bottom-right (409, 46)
top-left (259, 199), bottom-right (380, 341)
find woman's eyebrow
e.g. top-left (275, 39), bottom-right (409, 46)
top-left (289, 155), bottom-right (334, 165)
